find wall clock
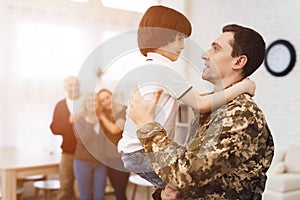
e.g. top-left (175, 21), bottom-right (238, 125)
top-left (265, 39), bottom-right (296, 76)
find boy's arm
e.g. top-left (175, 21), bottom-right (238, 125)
top-left (180, 78), bottom-right (255, 113)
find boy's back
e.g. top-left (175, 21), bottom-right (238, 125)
top-left (117, 52), bottom-right (193, 154)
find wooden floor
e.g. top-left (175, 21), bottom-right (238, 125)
top-left (22, 181), bottom-right (153, 200)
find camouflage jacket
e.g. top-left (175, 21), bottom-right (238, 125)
top-left (137, 94), bottom-right (274, 200)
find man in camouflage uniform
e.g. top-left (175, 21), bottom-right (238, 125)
top-left (128, 24), bottom-right (274, 199)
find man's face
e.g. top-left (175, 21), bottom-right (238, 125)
top-left (201, 32), bottom-right (235, 84)
top-left (64, 77), bottom-right (80, 97)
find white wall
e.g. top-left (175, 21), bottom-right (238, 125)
top-left (183, 0), bottom-right (300, 148)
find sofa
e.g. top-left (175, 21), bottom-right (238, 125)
top-left (263, 145), bottom-right (300, 200)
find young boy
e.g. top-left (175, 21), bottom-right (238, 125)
top-left (117, 5), bottom-right (255, 187)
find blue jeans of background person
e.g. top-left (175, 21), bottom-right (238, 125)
top-left (74, 159), bottom-right (107, 200)
top-left (121, 149), bottom-right (165, 187)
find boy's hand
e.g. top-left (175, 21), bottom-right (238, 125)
top-left (240, 78), bottom-right (256, 97)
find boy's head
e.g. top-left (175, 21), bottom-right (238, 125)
top-left (138, 5), bottom-right (192, 57)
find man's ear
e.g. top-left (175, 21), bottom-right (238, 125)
top-left (233, 55), bottom-right (247, 70)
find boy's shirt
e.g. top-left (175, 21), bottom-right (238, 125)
top-left (117, 52), bottom-right (192, 153)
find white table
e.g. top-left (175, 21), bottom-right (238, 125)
top-left (0, 148), bottom-right (60, 200)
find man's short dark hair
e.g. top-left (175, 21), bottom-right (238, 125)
top-left (223, 24), bottom-right (266, 77)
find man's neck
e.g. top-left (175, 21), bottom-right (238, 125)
top-left (67, 93), bottom-right (79, 100)
top-left (213, 75), bottom-right (243, 92)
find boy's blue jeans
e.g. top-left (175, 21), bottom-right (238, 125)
top-left (121, 149), bottom-right (166, 187)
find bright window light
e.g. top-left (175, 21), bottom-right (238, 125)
top-left (68, 0), bottom-right (90, 3)
top-left (102, 31), bottom-right (120, 42)
top-left (101, 0), bottom-right (157, 13)
top-left (13, 21), bottom-right (85, 79)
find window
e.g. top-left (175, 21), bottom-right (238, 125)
top-left (13, 21), bottom-right (85, 80)
top-left (101, 0), bottom-right (157, 12)
top-left (0, 0), bottom-right (141, 150)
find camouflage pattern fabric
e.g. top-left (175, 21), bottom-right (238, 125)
top-left (137, 94), bottom-right (274, 200)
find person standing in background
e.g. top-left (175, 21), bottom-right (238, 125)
top-left (50, 76), bottom-right (81, 200)
top-left (74, 93), bottom-right (107, 200)
top-left (96, 89), bottom-right (129, 200)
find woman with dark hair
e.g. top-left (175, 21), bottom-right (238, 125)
top-left (96, 89), bottom-right (129, 200)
